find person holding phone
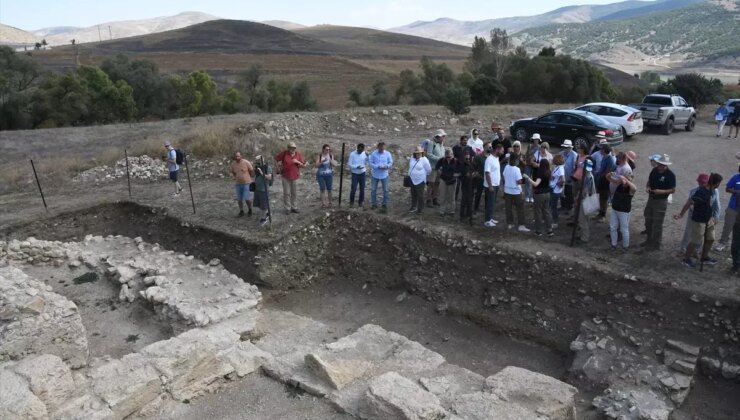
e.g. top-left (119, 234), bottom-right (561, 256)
top-left (274, 142), bottom-right (307, 214)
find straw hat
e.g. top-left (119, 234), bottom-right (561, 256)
top-left (655, 154), bottom-right (672, 166)
top-left (287, 142), bottom-right (297, 149)
top-left (562, 139), bottom-right (573, 148)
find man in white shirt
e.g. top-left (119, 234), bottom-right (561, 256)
top-left (502, 153), bottom-right (530, 232)
top-left (483, 143), bottom-right (502, 227)
top-left (348, 143), bottom-right (369, 208)
top-left (408, 146), bottom-right (432, 215)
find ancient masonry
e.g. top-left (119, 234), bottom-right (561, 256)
top-left (0, 235), bottom-right (720, 419)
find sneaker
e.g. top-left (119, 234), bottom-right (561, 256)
top-left (177, 186), bottom-right (183, 193)
top-left (701, 257), bottom-right (718, 266)
top-left (238, 210), bottom-right (245, 217)
top-left (508, 224), bottom-right (515, 230)
top-left (597, 216), bottom-right (606, 223)
top-left (551, 223), bottom-right (558, 229)
top-left (518, 225), bottom-right (531, 233)
top-left (490, 219), bottom-right (499, 224)
top-left (534, 231), bottom-right (543, 237)
top-left (259, 218), bottom-right (268, 226)
top-left (714, 243), bottom-right (726, 252)
top-left (546, 231), bottom-right (555, 237)
top-left (408, 207), bottom-right (417, 213)
top-left (682, 258), bottom-right (696, 268)
top-left (484, 220), bottom-right (496, 228)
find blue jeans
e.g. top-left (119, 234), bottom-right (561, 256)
top-left (350, 173), bottom-right (366, 205)
top-left (371, 177), bottom-right (388, 207)
top-left (317, 173), bottom-right (333, 192)
top-left (549, 192), bottom-right (561, 223)
top-left (485, 186), bottom-right (498, 221)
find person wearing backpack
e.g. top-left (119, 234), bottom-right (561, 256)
top-left (164, 141), bottom-right (183, 197)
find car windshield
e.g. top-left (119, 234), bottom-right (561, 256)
top-left (583, 113), bottom-right (611, 127)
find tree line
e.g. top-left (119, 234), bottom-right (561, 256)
top-left (0, 48), bottom-right (317, 130)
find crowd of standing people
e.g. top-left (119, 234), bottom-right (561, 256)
top-left (162, 116), bottom-right (740, 274)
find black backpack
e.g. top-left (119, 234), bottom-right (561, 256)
top-left (175, 149), bottom-right (185, 165)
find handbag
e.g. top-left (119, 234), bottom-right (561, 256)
top-left (581, 178), bottom-right (599, 216)
top-left (404, 159), bottom-right (420, 188)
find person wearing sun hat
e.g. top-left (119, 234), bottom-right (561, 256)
top-left (274, 141), bottom-right (307, 214)
top-left (574, 157), bottom-right (596, 243)
top-left (642, 153), bottom-right (676, 251)
top-left (408, 145), bottom-right (432, 215)
top-left (560, 139), bottom-right (578, 214)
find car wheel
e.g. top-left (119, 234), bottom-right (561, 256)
top-left (662, 118), bottom-right (674, 135)
top-left (514, 127), bottom-right (528, 142)
top-left (685, 116), bottom-right (696, 132)
top-left (573, 136), bottom-right (588, 151)
top-left (619, 127), bottom-right (629, 140)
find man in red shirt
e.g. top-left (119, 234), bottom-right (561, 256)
top-left (274, 142), bottom-right (307, 214)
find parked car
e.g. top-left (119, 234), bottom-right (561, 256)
top-left (725, 98), bottom-right (740, 114)
top-left (575, 102), bottom-right (643, 138)
top-left (628, 94), bottom-right (696, 135)
top-left (509, 109), bottom-right (623, 151)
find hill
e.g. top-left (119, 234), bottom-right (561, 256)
top-left (0, 23), bottom-right (38, 46)
top-left (31, 11), bottom-right (219, 46)
top-left (387, 0), bottom-right (700, 46)
top-left (262, 20), bottom-right (306, 30)
top-left (516, 1), bottom-right (739, 70)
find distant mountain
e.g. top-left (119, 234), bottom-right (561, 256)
top-left (596, 0), bottom-right (704, 20)
top-left (30, 11), bottom-right (219, 46)
top-left (388, 0), bottom-right (707, 46)
top-left (516, 1), bottom-right (738, 66)
top-left (262, 20), bottom-right (306, 30)
top-left (65, 20), bottom-right (469, 60)
top-left (0, 24), bottom-right (38, 45)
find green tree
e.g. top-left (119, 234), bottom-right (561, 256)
top-left (640, 71), bottom-right (661, 85)
top-left (183, 70), bottom-right (219, 116)
top-left (266, 79), bottom-right (292, 112)
top-left (465, 36), bottom-right (491, 74)
top-left (221, 87), bottom-right (242, 114)
top-left (289, 81), bottom-right (317, 111)
top-left (489, 28), bottom-right (511, 81)
top-left (101, 54), bottom-right (177, 119)
top-left (444, 85), bottom-right (471, 115)
top-left (657, 73), bottom-right (723, 105)
top-left (237, 64), bottom-right (264, 110)
top-left (0, 46), bottom-right (43, 129)
top-left (538, 47), bottom-right (556, 57)
top-left (470, 76), bottom-right (506, 105)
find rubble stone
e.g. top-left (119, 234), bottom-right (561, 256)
top-left (357, 372), bottom-right (447, 420)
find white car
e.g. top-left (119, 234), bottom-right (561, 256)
top-left (575, 102), bottom-right (644, 138)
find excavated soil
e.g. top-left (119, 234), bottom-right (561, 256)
top-left (2, 201), bottom-right (740, 419)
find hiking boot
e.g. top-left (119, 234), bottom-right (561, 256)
top-left (408, 207), bottom-right (417, 213)
top-left (238, 210), bottom-right (245, 217)
top-left (714, 243), bottom-right (726, 252)
top-left (484, 220), bottom-right (496, 228)
top-left (546, 231), bottom-right (555, 237)
top-left (259, 218), bottom-right (268, 226)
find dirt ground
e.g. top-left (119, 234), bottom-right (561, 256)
top-left (1, 105), bottom-right (739, 418)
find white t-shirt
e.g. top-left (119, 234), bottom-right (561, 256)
top-left (550, 165), bottom-right (565, 194)
top-left (483, 155), bottom-right (501, 187)
top-left (408, 156), bottom-right (432, 186)
top-left (503, 165), bottom-right (522, 195)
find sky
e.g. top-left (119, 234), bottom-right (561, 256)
top-left (1, 0), bottom-right (625, 30)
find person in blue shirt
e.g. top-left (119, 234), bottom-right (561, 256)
top-left (675, 173), bottom-right (723, 268)
top-left (716, 164), bottom-right (740, 251)
top-left (595, 144), bottom-right (616, 222)
top-left (348, 143), bottom-right (369, 209)
top-left (679, 173), bottom-right (721, 254)
top-left (369, 142), bottom-right (393, 213)
top-left (164, 141), bottom-right (182, 197)
top-left (714, 102), bottom-right (731, 137)
top-left (560, 139), bottom-right (577, 214)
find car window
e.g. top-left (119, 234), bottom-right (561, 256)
top-left (538, 113), bottom-right (560, 124)
top-left (576, 105), bottom-right (595, 113)
top-left (560, 114), bottom-right (584, 125)
top-left (678, 98), bottom-right (688, 107)
top-left (643, 96), bottom-right (672, 106)
top-left (607, 107), bottom-right (627, 117)
top-left (584, 114), bottom-right (610, 127)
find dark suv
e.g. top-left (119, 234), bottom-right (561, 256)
top-left (509, 110), bottom-right (624, 150)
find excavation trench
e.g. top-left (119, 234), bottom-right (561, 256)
top-left (2, 201), bottom-right (739, 418)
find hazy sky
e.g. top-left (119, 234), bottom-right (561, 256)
top-left (2, 0), bottom-right (626, 30)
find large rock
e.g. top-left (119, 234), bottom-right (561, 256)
top-left (357, 372), bottom-right (447, 420)
top-left (88, 354), bottom-right (162, 420)
top-left (485, 366), bottom-right (578, 420)
top-left (451, 391), bottom-right (545, 420)
top-left (0, 366), bottom-right (48, 420)
top-left (0, 266), bottom-right (89, 368)
top-left (13, 354), bottom-right (75, 413)
top-left (51, 394), bottom-right (113, 420)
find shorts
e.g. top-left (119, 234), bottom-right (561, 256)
top-left (317, 173), bottom-right (333, 192)
top-left (235, 184), bottom-right (251, 201)
top-left (689, 220), bottom-right (715, 245)
top-left (169, 170), bottom-right (179, 182)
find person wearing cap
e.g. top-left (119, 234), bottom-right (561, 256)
top-left (714, 164), bottom-right (740, 252)
top-left (675, 173), bottom-right (723, 268)
top-left (436, 147), bottom-right (458, 216)
top-left (425, 129), bottom-right (446, 206)
top-left (164, 142), bottom-right (182, 197)
top-left (678, 173), bottom-right (721, 254)
top-left (408, 146), bottom-right (432, 215)
top-left (575, 158), bottom-right (596, 243)
top-left (560, 139), bottom-right (577, 214)
top-left (369, 141), bottom-right (393, 213)
top-left (502, 153), bottom-right (530, 233)
top-left (231, 151), bottom-right (255, 217)
top-left (566, 144), bottom-right (590, 226)
top-left (472, 141), bottom-right (491, 215)
top-left (469, 128), bottom-right (485, 155)
top-left (642, 154), bottom-right (676, 251)
top-left (348, 143), bottom-right (369, 209)
top-left (483, 143), bottom-right (502, 227)
top-left (274, 142), bottom-right (307, 214)
top-left (550, 153), bottom-right (566, 229)
top-left (252, 155), bottom-right (273, 226)
top-left (607, 171), bottom-right (636, 250)
top-left (640, 154), bottom-right (663, 235)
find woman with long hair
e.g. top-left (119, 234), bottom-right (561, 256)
top-left (524, 159), bottom-right (553, 237)
top-left (550, 154), bottom-right (566, 229)
top-left (314, 144), bottom-right (338, 208)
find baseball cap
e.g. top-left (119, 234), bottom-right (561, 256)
top-left (697, 173), bottom-right (710, 184)
top-left (435, 129), bottom-right (447, 137)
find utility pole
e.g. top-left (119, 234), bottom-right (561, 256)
top-left (108, 25), bottom-right (112, 40)
top-left (97, 25), bottom-right (102, 42)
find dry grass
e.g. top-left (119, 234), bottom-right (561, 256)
top-left (183, 122), bottom-right (282, 161)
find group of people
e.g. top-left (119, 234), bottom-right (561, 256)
top-left (715, 102), bottom-right (740, 138)
top-left (162, 120), bottom-right (740, 273)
